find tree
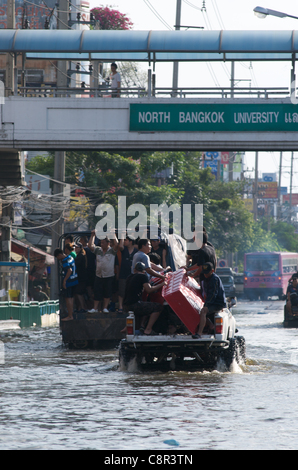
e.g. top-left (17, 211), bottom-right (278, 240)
top-left (91, 6), bottom-right (133, 30)
top-left (90, 6), bottom-right (147, 93)
top-left (262, 219), bottom-right (298, 252)
top-left (26, 154), bottom-right (54, 183)
top-left (26, 149), bottom-right (283, 268)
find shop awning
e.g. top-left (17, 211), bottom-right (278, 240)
top-left (11, 239), bottom-right (55, 265)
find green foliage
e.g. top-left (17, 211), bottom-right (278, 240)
top-left (263, 219), bottom-right (298, 253)
top-left (25, 150), bottom-right (297, 265)
top-left (91, 6), bottom-right (133, 30)
top-left (26, 154), bottom-right (55, 187)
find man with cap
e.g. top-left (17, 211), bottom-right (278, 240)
top-left (123, 262), bottom-right (167, 335)
top-left (194, 262), bottom-right (227, 338)
top-left (186, 229), bottom-right (217, 281)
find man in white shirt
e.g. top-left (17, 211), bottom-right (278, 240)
top-left (88, 230), bottom-right (119, 313)
top-left (110, 62), bottom-right (121, 97)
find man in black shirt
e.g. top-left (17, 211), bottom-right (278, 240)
top-left (186, 231), bottom-right (217, 280)
top-left (124, 262), bottom-right (166, 335)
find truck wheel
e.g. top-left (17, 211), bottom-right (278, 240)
top-left (70, 340), bottom-right (89, 349)
top-left (222, 336), bottom-right (246, 370)
top-left (221, 338), bottom-right (239, 370)
top-left (119, 343), bottom-right (138, 370)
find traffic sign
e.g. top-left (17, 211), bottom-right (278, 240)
top-left (218, 259), bottom-right (227, 267)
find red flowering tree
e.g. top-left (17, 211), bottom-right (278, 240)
top-left (91, 5), bottom-right (133, 30)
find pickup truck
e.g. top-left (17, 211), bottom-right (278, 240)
top-left (119, 308), bottom-right (246, 372)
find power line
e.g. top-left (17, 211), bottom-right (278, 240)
top-left (210, 0), bottom-right (225, 30)
top-left (143, 0), bottom-right (173, 30)
top-left (183, 0), bottom-right (202, 12)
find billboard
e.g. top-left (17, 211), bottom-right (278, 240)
top-left (283, 194), bottom-right (298, 205)
top-left (257, 182), bottom-right (278, 199)
top-left (0, 0), bottom-right (58, 30)
top-left (262, 173), bottom-right (277, 182)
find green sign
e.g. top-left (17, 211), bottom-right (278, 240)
top-left (129, 103), bottom-right (298, 132)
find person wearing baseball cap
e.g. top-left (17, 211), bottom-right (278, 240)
top-left (202, 262), bottom-right (214, 275)
top-left (186, 229), bottom-right (217, 282)
top-left (193, 262), bottom-right (227, 338)
top-left (123, 262), bottom-right (167, 335)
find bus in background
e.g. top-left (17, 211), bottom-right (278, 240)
top-left (244, 252), bottom-right (298, 300)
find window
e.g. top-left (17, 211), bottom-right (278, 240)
top-left (282, 258), bottom-right (298, 274)
top-left (246, 254), bottom-right (279, 272)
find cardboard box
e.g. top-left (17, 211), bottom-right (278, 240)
top-left (162, 269), bottom-right (203, 334)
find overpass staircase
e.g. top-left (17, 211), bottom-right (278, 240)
top-left (0, 150), bottom-right (23, 187)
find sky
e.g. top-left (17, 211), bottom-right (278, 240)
top-left (87, 0), bottom-right (298, 193)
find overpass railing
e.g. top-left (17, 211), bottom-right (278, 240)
top-left (18, 86), bottom-right (147, 98)
top-left (155, 87), bottom-right (290, 99)
top-left (17, 86), bottom-right (290, 99)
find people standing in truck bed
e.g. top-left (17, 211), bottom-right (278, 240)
top-left (74, 243), bottom-right (88, 312)
top-left (54, 246), bottom-right (78, 321)
top-left (79, 234), bottom-right (96, 310)
top-left (88, 230), bottom-right (119, 313)
top-left (118, 235), bottom-right (138, 314)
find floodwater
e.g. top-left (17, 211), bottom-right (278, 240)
top-left (0, 300), bottom-right (297, 450)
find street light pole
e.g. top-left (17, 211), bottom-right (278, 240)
top-left (172, 0), bottom-right (182, 96)
top-left (253, 6), bottom-right (298, 20)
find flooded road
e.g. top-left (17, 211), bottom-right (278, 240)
top-left (0, 300), bottom-right (297, 450)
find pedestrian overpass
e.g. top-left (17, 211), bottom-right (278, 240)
top-left (1, 29), bottom-right (298, 184)
top-left (1, 94), bottom-right (298, 152)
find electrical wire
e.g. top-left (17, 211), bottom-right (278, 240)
top-left (210, 0), bottom-right (225, 30)
top-left (143, 0), bottom-right (173, 30)
top-left (183, 0), bottom-right (202, 12)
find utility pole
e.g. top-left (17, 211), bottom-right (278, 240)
top-left (51, 0), bottom-right (68, 299)
top-left (1, 0), bottom-right (15, 262)
top-left (231, 61), bottom-right (235, 98)
top-left (56, 0), bottom-right (69, 91)
top-left (228, 152), bottom-right (234, 182)
top-left (253, 152), bottom-right (259, 221)
top-left (172, 0), bottom-right (181, 96)
top-left (90, 20), bottom-right (101, 92)
top-left (5, 0), bottom-right (15, 97)
top-left (289, 151), bottom-right (294, 224)
top-left (278, 151), bottom-right (282, 219)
